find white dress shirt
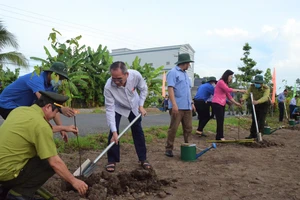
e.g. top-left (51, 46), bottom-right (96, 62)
top-left (104, 69), bottom-right (148, 132)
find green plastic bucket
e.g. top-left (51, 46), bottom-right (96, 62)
top-left (264, 126), bottom-right (271, 135)
top-left (289, 120), bottom-right (296, 126)
top-left (181, 143), bottom-right (196, 161)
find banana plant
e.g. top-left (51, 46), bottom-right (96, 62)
top-left (128, 57), bottom-right (164, 107)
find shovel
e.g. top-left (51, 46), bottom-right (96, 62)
top-left (250, 93), bottom-right (262, 142)
top-left (74, 113), bottom-right (142, 178)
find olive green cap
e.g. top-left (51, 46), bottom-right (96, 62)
top-left (251, 75), bottom-right (265, 84)
top-left (44, 62), bottom-right (69, 80)
top-left (175, 53), bottom-right (194, 65)
top-left (39, 91), bottom-right (69, 105)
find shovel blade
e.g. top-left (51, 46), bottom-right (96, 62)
top-left (73, 159), bottom-right (91, 176)
top-left (82, 163), bottom-right (97, 178)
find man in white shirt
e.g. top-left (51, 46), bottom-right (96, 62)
top-left (289, 94), bottom-right (298, 119)
top-left (103, 61), bottom-right (150, 172)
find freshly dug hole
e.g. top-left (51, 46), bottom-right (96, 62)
top-left (243, 139), bottom-right (284, 148)
top-left (49, 168), bottom-right (174, 200)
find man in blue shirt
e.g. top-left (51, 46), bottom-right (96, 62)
top-left (194, 76), bottom-right (216, 137)
top-left (0, 62), bottom-right (75, 141)
top-left (165, 53), bottom-right (196, 157)
top-left (292, 106), bottom-right (300, 120)
top-left (277, 89), bottom-right (288, 122)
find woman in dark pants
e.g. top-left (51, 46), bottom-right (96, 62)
top-left (211, 70), bottom-right (245, 140)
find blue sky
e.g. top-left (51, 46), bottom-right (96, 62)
top-left (1, 0), bottom-right (300, 91)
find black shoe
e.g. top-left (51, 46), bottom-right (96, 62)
top-left (165, 150), bottom-right (173, 157)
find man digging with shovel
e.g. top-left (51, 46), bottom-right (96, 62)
top-left (0, 91), bottom-right (88, 199)
top-left (103, 61), bottom-right (151, 173)
top-left (241, 75), bottom-right (270, 139)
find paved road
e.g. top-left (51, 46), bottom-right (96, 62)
top-left (0, 112), bottom-right (181, 136)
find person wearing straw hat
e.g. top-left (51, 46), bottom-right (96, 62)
top-left (165, 53), bottom-right (196, 157)
top-left (241, 75), bottom-right (270, 139)
top-left (0, 91), bottom-right (88, 199)
top-left (0, 62), bottom-right (75, 142)
top-left (194, 76), bottom-right (217, 137)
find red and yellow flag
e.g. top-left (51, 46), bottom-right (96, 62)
top-left (271, 68), bottom-right (276, 104)
top-left (162, 71), bottom-right (166, 97)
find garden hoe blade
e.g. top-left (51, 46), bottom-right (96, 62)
top-left (80, 114), bottom-right (142, 177)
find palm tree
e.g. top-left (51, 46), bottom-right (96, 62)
top-left (0, 21), bottom-right (28, 67)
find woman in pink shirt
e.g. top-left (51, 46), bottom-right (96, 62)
top-left (212, 70), bottom-right (245, 140)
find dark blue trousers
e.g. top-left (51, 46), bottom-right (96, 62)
top-left (107, 112), bottom-right (147, 163)
top-left (278, 102), bottom-right (284, 122)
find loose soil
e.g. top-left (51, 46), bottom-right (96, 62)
top-left (44, 122), bottom-right (300, 200)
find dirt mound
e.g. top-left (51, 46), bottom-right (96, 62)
top-left (243, 139), bottom-right (284, 148)
top-left (47, 169), bottom-right (174, 200)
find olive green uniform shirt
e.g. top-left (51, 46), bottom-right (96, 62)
top-left (0, 105), bottom-right (57, 181)
top-left (242, 84), bottom-right (270, 104)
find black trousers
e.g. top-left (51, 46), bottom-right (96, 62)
top-left (194, 100), bottom-right (211, 132)
top-left (212, 103), bottom-right (225, 140)
top-left (278, 102), bottom-right (284, 122)
top-left (250, 102), bottom-right (269, 138)
top-left (0, 107), bottom-right (13, 120)
top-left (0, 157), bottom-right (54, 197)
top-left (107, 112), bottom-right (147, 163)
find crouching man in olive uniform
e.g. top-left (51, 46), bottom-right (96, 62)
top-left (0, 91), bottom-right (88, 199)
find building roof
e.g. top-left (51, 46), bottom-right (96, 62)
top-left (111, 44), bottom-right (195, 56)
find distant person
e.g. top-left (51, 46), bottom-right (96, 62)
top-left (104, 61), bottom-right (151, 172)
top-left (292, 106), bottom-right (300, 120)
top-left (212, 70), bottom-right (245, 141)
top-left (0, 91), bottom-right (88, 199)
top-left (277, 89), bottom-right (288, 122)
top-left (0, 62), bottom-right (75, 142)
top-left (289, 95), bottom-right (298, 119)
top-left (165, 53), bottom-right (196, 157)
top-left (194, 76), bottom-right (217, 137)
top-left (241, 75), bottom-right (270, 139)
top-left (163, 95), bottom-right (169, 112)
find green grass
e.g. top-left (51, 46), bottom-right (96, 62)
top-left (91, 107), bottom-right (105, 114)
top-left (55, 115), bottom-right (280, 153)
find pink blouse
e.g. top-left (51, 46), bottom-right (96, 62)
top-left (212, 80), bottom-right (233, 106)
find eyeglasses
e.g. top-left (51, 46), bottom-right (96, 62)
top-left (112, 78), bottom-right (124, 83)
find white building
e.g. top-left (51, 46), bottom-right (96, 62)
top-left (110, 44), bottom-right (195, 86)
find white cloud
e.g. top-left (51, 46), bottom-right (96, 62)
top-left (262, 25), bottom-right (275, 33)
top-left (206, 28), bottom-right (249, 38)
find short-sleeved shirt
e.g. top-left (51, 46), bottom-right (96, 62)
top-left (167, 66), bottom-right (192, 110)
top-left (194, 83), bottom-right (215, 101)
top-left (242, 84), bottom-right (270, 104)
top-left (0, 72), bottom-right (54, 109)
top-left (0, 105), bottom-right (57, 181)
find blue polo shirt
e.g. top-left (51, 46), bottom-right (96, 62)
top-left (277, 92), bottom-right (285, 103)
top-left (167, 66), bottom-right (192, 110)
top-left (194, 83), bottom-right (215, 101)
top-left (292, 107), bottom-right (299, 115)
top-left (0, 72), bottom-right (54, 109)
